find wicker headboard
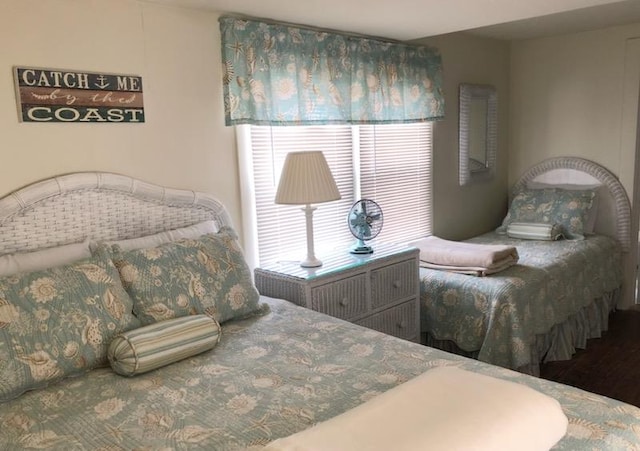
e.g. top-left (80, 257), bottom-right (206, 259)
top-left (0, 172), bottom-right (233, 255)
top-left (511, 157), bottom-right (631, 252)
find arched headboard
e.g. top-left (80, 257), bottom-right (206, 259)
top-left (0, 172), bottom-right (233, 255)
top-left (511, 157), bottom-right (631, 252)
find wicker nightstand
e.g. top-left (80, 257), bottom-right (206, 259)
top-left (254, 244), bottom-right (420, 342)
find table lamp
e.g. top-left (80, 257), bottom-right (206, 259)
top-left (275, 151), bottom-right (341, 267)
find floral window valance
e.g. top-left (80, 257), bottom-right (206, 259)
top-left (219, 16), bottom-right (444, 126)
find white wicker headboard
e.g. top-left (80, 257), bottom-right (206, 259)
top-left (511, 157), bottom-right (631, 252)
top-left (0, 172), bottom-right (233, 255)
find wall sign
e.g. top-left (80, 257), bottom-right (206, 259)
top-left (13, 67), bottom-right (145, 123)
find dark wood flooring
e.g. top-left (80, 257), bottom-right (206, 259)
top-left (540, 308), bottom-right (640, 407)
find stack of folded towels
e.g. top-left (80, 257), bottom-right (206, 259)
top-left (410, 236), bottom-right (519, 276)
top-left (264, 366), bottom-right (568, 451)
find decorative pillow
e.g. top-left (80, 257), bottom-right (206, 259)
top-left (0, 246), bottom-right (140, 402)
top-left (526, 182), bottom-right (601, 234)
top-left (0, 238), bottom-right (91, 277)
top-left (90, 220), bottom-right (218, 253)
top-left (497, 188), bottom-right (595, 240)
top-left (506, 222), bottom-right (564, 241)
top-left (108, 314), bottom-right (221, 376)
top-left (112, 228), bottom-right (265, 325)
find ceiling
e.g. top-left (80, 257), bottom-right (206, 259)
top-left (143, 0), bottom-right (640, 41)
top-left (469, 0), bottom-right (640, 40)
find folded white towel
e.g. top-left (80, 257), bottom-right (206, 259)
top-left (263, 366), bottom-right (568, 451)
top-left (411, 236), bottom-right (519, 269)
top-left (419, 257), bottom-right (517, 276)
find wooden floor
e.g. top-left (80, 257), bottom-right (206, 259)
top-left (540, 308), bottom-right (640, 407)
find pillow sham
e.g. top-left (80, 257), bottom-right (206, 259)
top-left (526, 182), bottom-right (601, 234)
top-left (112, 228), bottom-right (265, 325)
top-left (0, 238), bottom-right (91, 277)
top-left (90, 220), bottom-right (218, 253)
top-left (506, 222), bottom-right (564, 241)
top-left (497, 187), bottom-right (595, 240)
top-left (108, 314), bottom-right (221, 376)
top-left (0, 246), bottom-right (140, 403)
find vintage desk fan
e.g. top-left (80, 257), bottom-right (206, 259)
top-left (348, 199), bottom-right (383, 254)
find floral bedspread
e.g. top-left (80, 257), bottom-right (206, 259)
top-left (420, 232), bottom-right (622, 370)
top-left (1, 296), bottom-right (638, 450)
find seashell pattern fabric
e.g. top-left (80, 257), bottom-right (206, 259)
top-left (111, 228), bottom-right (266, 326)
top-left (0, 297), bottom-right (639, 449)
top-left (497, 187), bottom-right (596, 240)
top-left (420, 232), bottom-right (621, 371)
top-left (219, 16), bottom-right (444, 126)
top-left (0, 246), bottom-right (139, 402)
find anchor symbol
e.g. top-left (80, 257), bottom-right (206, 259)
top-left (95, 75), bottom-right (110, 89)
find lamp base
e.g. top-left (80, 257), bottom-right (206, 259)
top-left (300, 256), bottom-right (323, 268)
top-left (301, 204), bottom-right (322, 268)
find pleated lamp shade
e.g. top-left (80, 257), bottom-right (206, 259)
top-left (275, 151), bottom-right (341, 205)
top-left (275, 151), bottom-right (341, 267)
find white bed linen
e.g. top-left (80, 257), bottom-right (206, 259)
top-left (264, 366), bottom-right (568, 451)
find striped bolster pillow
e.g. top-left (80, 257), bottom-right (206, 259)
top-left (108, 315), bottom-right (221, 376)
top-left (506, 222), bottom-right (564, 241)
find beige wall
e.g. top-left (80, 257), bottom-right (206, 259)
top-left (510, 23), bottom-right (640, 308)
top-left (4, 0), bottom-right (633, 303)
top-left (419, 33), bottom-right (511, 240)
top-left (1, 0), bottom-right (510, 248)
top-left (510, 23), bottom-right (640, 193)
top-left (0, 0), bottom-right (242, 233)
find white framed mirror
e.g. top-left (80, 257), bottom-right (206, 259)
top-left (459, 83), bottom-right (497, 186)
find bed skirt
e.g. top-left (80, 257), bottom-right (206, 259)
top-left (422, 288), bottom-right (620, 376)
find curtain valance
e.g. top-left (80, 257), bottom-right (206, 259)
top-left (219, 16), bottom-right (444, 126)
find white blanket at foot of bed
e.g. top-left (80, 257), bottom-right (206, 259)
top-left (264, 366), bottom-right (568, 451)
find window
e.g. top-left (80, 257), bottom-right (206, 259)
top-left (237, 123), bottom-right (432, 268)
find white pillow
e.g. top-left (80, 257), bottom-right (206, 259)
top-left (96, 220), bottom-right (218, 252)
top-left (525, 182), bottom-right (600, 234)
top-left (0, 238), bottom-right (92, 277)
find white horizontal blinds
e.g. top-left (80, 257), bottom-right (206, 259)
top-left (251, 125), bottom-right (355, 266)
top-left (359, 123), bottom-right (433, 244)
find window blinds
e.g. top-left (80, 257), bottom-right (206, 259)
top-left (250, 126), bottom-right (355, 265)
top-left (359, 123), bottom-right (433, 245)
top-left (249, 123), bottom-right (432, 267)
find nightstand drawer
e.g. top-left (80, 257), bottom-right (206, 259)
top-left (355, 300), bottom-right (417, 341)
top-left (371, 259), bottom-right (417, 309)
top-left (311, 274), bottom-right (368, 321)
top-left (255, 245), bottom-right (419, 341)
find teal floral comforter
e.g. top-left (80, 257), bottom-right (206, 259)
top-left (1, 297), bottom-right (639, 450)
top-left (420, 232), bottom-right (622, 370)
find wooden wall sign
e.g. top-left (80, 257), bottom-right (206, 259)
top-left (13, 67), bottom-right (144, 123)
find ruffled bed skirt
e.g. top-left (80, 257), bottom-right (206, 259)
top-left (423, 288), bottom-right (620, 376)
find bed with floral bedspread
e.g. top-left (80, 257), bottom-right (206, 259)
top-left (420, 232), bottom-right (621, 373)
top-left (420, 157), bottom-right (631, 375)
top-left (0, 170), bottom-right (638, 450)
top-left (1, 296), bottom-right (639, 450)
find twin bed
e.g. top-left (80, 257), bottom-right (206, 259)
top-left (420, 157), bottom-right (631, 375)
top-left (1, 167), bottom-right (639, 449)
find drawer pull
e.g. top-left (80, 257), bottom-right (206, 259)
top-left (393, 280), bottom-right (401, 289)
top-left (339, 298), bottom-right (349, 307)
top-left (397, 320), bottom-right (406, 329)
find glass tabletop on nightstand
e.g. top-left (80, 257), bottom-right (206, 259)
top-left (257, 242), bottom-right (417, 280)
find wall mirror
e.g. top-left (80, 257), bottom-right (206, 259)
top-left (459, 83), bottom-right (497, 186)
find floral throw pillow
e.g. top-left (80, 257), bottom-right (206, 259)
top-left (0, 247), bottom-right (140, 403)
top-left (496, 188), bottom-right (595, 240)
top-left (112, 228), bottom-right (265, 326)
